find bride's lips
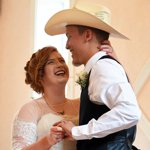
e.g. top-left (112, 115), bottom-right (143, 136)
top-left (55, 69), bottom-right (66, 76)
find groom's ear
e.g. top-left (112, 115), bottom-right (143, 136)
top-left (84, 29), bottom-right (93, 42)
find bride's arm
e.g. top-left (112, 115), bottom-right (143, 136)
top-left (21, 134), bottom-right (55, 150)
top-left (12, 101), bottom-right (61, 150)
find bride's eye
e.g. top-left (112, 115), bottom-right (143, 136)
top-left (59, 59), bottom-right (66, 64)
top-left (46, 60), bottom-right (54, 65)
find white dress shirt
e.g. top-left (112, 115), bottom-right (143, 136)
top-left (72, 51), bottom-right (141, 140)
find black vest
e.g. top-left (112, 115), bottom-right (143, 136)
top-left (77, 55), bottom-right (137, 150)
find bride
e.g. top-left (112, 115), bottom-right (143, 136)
top-left (12, 46), bottom-right (79, 150)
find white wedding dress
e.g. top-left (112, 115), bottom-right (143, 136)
top-left (37, 113), bottom-right (76, 150)
top-left (12, 98), bottom-right (78, 150)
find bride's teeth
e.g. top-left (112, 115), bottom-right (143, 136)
top-left (55, 70), bottom-right (65, 76)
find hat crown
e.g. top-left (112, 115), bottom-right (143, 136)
top-left (95, 10), bottom-right (111, 25)
top-left (75, 3), bottom-right (111, 25)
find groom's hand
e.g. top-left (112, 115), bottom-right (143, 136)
top-left (59, 120), bottom-right (75, 141)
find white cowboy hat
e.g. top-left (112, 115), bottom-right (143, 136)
top-left (45, 3), bottom-right (129, 40)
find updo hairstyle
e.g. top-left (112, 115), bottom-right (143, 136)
top-left (24, 46), bottom-right (57, 93)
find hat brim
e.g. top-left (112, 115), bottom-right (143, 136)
top-left (45, 8), bottom-right (129, 40)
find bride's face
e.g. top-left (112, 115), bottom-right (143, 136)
top-left (41, 51), bottom-right (69, 86)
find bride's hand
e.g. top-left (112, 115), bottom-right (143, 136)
top-left (98, 40), bottom-right (118, 60)
top-left (47, 126), bottom-right (65, 146)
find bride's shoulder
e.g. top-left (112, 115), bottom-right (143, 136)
top-left (20, 97), bottom-right (42, 110)
top-left (68, 98), bottom-right (79, 102)
top-left (68, 98), bottom-right (80, 108)
top-left (70, 98), bottom-right (80, 104)
top-left (15, 98), bottom-right (43, 122)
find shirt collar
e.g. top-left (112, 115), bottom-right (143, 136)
top-left (84, 51), bottom-right (106, 73)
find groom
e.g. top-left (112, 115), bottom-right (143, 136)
top-left (45, 3), bottom-right (141, 150)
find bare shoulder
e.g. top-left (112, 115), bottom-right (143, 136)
top-left (68, 98), bottom-right (80, 108)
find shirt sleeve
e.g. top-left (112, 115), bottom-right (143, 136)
top-left (72, 59), bottom-right (141, 140)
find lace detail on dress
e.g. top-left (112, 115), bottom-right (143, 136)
top-left (12, 119), bottom-right (37, 150)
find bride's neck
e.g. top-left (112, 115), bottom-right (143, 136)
top-left (43, 86), bottom-right (66, 105)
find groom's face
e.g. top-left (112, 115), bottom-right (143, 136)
top-left (65, 26), bottom-right (87, 66)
